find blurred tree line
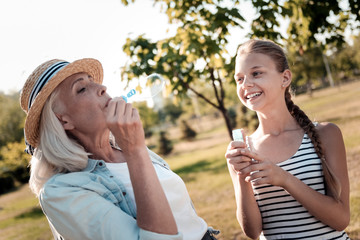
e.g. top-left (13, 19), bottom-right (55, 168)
top-left (1, 0), bottom-right (360, 194)
top-left (121, 0), bottom-right (360, 140)
top-left (0, 92), bottom-right (28, 194)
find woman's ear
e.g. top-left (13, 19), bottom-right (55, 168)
top-left (282, 69), bottom-right (292, 88)
top-left (55, 113), bottom-right (74, 130)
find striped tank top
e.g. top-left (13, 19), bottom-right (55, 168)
top-left (252, 134), bottom-right (350, 239)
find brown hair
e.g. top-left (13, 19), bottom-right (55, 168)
top-left (236, 39), bottom-right (341, 200)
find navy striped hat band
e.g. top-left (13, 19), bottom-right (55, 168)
top-left (27, 61), bottom-right (69, 111)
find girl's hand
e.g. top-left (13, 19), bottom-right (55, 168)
top-left (225, 141), bottom-right (254, 174)
top-left (104, 97), bottom-right (145, 154)
top-left (238, 150), bottom-right (289, 187)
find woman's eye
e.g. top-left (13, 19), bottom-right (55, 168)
top-left (77, 87), bottom-right (86, 93)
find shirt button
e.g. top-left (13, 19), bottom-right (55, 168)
top-left (122, 192), bottom-right (127, 196)
top-left (98, 162), bottom-right (103, 166)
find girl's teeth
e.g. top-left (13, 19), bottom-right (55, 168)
top-left (247, 92), bottom-right (261, 99)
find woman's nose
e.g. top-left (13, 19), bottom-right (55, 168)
top-left (97, 84), bottom-right (107, 96)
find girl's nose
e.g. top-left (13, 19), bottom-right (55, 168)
top-left (243, 75), bottom-right (253, 87)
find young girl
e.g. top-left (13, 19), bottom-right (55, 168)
top-left (225, 39), bottom-right (350, 239)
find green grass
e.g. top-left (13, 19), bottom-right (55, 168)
top-left (0, 80), bottom-right (360, 240)
top-left (0, 185), bottom-right (53, 240)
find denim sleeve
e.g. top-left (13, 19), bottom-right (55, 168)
top-left (39, 183), bottom-right (183, 240)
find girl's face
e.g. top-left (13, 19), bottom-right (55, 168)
top-left (234, 52), bottom-right (289, 112)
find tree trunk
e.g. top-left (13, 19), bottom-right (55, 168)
top-left (218, 105), bottom-right (233, 141)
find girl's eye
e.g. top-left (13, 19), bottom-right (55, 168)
top-left (236, 77), bottom-right (244, 83)
top-left (253, 71), bottom-right (262, 77)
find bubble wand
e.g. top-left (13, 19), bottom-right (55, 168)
top-left (121, 73), bottom-right (165, 102)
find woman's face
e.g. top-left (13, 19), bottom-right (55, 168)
top-left (54, 72), bottom-right (112, 136)
top-left (234, 52), bottom-right (287, 112)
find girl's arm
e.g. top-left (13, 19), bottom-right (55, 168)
top-left (241, 123), bottom-right (350, 231)
top-left (226, 141), bottom-right (262, 239)
top-left (291, 122), bottom-right (350, 230)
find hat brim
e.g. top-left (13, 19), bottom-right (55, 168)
top-left (24, 58), bottom-right (103, 148)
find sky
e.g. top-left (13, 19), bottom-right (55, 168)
top-left (0, 0), bottom-right (254, 97)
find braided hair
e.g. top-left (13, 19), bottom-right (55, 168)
top-left (237, 39), bottom-right (341, 200)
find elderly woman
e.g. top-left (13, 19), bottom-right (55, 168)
top-left (20, 58), bottom-right (217, 240)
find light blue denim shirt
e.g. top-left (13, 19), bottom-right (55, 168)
top-left (39, 150), bottom-right (183, 240)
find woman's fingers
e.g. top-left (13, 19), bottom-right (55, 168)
top-left (106, 97), bottom-right (139, 123)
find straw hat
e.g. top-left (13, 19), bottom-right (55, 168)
top-left (20, 58), bottom-right (103, 149)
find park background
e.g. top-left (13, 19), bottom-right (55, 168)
top-left (0, 0), bottom-right (359, 239)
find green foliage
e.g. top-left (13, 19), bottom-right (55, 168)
top-left (238, 105), bottom-right (258, 132)
top-left (122, 0), bottom-right (359, 138)
top-left (161, 99), bottom-right (184, 124)
top-left (251, 0), bottom-right (355, 49)
top-left (348, 0), bottom-right (360, 21)
top-left (330, 34), bottom-right (360, 81)
top-left (180, 120), bottom-right (197, 140)
top-left (227, 107), bottom-right (237, 129)
top-left (120, 0), bottom-right (134, 6)
top-left (157, 131), bottom-right (173, 155)
top-left (287, 46), bottom-right (327, 93)
top-left (0, 93), bottom-right (26, 147)
top-left (251, 0), bottom-right (359, 93)
top-left (0, 92), bottom-right (28, 194)
top-left (0, 140), bottom-right (30, 193)
top-left (0, 174), bottom-right (15, 194)
top-left (133, 101), bottom-right (159, 138)
top-left (122, 0), bottom-right (245, 139)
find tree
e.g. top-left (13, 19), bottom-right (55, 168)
top-left (132, 101), bottom-right (159, 138)
top-left (330, 34), bottom-right (360, 81)
top-left (0, 140), bottom-right (30, 193)
top-left (0, 93), bottom-right (26, 147)
top-left (161, 99), bottom-right (184, 125)
top-left (180, 120), bottom-right (197, 140)
top-left (250, 0), bottom-right (359, 91)
top-left (121, 0), bottom-right (359, 139)
top-left (251, 0), bottom-right (358, 48)
top-left (122, 0), bottom-right (244, 140)
top-left (287, 46), bottom-right (327, 95)
top-left (158, 131), bottom-right (173, 155)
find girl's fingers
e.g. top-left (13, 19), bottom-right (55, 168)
top-left (239, 149), bottom-right (264, 163)
top-left (225, 147), bottom-right (251, 158)
top-left (239, 161), bottom-right (264, 175)
top-left (245, 175), bottom-right (269, 186)
top-left (228, 141), bottom-right (247, 150)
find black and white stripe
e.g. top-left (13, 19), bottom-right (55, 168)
top-left (28, 61), bottom-right (69, 110)
top-left (253, 135), bottom-right (350, 240)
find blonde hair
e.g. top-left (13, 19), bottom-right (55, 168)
top-left (29, 89), bottom-right (89, 196)
top-left (237, 39), bottom-right (341, 201)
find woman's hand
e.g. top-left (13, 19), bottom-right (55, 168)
top-left (238, 149), bottom-right (289, 187)
top-left (104, 97), bottom-right (145, 154)
top-left (105, 97), bottom-right (178, 234)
